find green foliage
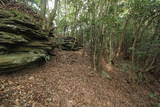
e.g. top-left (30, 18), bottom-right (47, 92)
top-left (148, 92), bottom-right (158, 98)
top-left (20, 0), bottom-right (160, 82)
top-left (56, 0), bottom-right (159, 81)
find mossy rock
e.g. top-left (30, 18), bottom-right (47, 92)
top-left (0, 52), bottom-right (47, 73)
top-left (10, 47), bottom-right (45, 52)
top-left (0, 23), bottom-right (48, 40)
top-left (0, 19), bottom-right (40, 30)
top-left (0, 10), bottom-right (14, 18)
top-left (0, 9), bottom-right (55, 73)
top-left (0, 31), bottom-right (28, 44)
top-left (0, 45), bottom-right (8, 54)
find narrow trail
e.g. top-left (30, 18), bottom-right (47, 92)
top-left (0, 50), bottom-right (158, 107)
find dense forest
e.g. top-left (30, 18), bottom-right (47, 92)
top-left (0, 0), bottom-right (160, 106)
top-left (15, 0), bottom-right (160, 82)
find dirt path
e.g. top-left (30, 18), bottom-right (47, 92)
top-left (0, 50), bottom-right (159, 107)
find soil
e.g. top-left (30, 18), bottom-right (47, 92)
top-left (0, 49), bottom-right (159, 107)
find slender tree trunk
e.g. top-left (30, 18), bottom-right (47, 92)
top-left (47, 0), bottom-right (59, 30)
top-left (117, 17), bottom-right (130, 57)
top-left (40, 0), bottom-right (47, 30)
top-left (131, 18), bottom-right (144, 64)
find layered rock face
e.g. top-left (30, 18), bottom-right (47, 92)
top-left (0, 9), bottom-right (55, 72)
top-left (56, 37), bottom-right (81, 51)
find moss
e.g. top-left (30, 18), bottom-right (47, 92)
top-left (0, 19), bottom-right (40, 30)
top-left (0, 31), bottom-right (28, 44)
top-left (0, 9), bottom-right (54, 72)
top-left (10, 10), bottom-right (32, 21)
top-left (0, 52), bottom-right (47, 72)
top-left (0, 9), bottom-right (40, 25)
top-left (0, 45), bottom-right (8, 54)
top-left (0, 9), bottom-right (14, 18)
top-left (0, 9), bottom-right (47, 40)
top-left (0, 45), bottom-right (7, 50)
top-left (10, 47), bottom-right (46, 53)
top-left (0, 23), bottom-right (48, 40)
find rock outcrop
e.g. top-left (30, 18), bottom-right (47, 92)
top-left (0, 9), bottom-right (55, 72)
top-left (56, 36), bottom-right (81, 51)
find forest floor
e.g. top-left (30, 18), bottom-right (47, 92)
top-left (0, 49), bottom-right (159, 107)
